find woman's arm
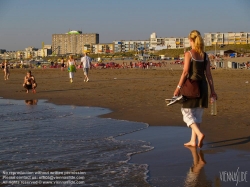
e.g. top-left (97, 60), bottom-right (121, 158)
top-left (205, 58), bottom-right (217, 99)
top-left (23, 76), bottom-right (27, 84)
top-left (173, 52), bottom-right (191, 96)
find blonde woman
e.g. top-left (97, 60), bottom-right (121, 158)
top-left (173, 30), bottom-right (217, 148)
top-left (67, 55), bottom-right (76, 83)
top-left (3, 60), bottom-right (10, 80)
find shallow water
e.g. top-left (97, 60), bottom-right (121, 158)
top-left (118, 126), bottom-right (250, 187)
top-left (0, 99), bottom-right (152, 187)
top-left (1, 98), bottom-right (249, 187)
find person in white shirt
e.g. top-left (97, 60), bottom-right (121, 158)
top-left (81, 53), bottom-right (91, 82)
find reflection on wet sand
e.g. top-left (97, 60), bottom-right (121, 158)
top-left (25, 99), bottom-right (38, 105)
top-left (185, 147), bottom-right (215, 187)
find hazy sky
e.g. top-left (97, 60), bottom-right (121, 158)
top-left (1, 0), bottom-right (250, 51)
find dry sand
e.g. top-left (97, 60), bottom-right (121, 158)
top-left (1, 65), bottom-right (250, 151)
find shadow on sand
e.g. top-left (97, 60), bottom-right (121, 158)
top-left (205, 136), bottom-right (250, 148)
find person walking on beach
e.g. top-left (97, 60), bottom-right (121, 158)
top-left (173, 30), bottom-right (217, 148)
top-left (23, 70), bottom-right (37, 93)
top-left (67, 55), bottom-right (76, 83)
top-left (60, 59), bottom-right (65, 71)
top-left (3, 60), bottom-right (10, 80)
top-left (81, 53), bottom-right (91, 82)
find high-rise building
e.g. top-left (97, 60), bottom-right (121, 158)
top-left (52, 30), bottom-right (99, 55)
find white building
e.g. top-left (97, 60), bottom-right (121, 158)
top-left (204, 32), bottom-right (250, 45)
top-left (150, 32), bottom-right (190, 50)
top-left (92, 43), bottom-right (114, 54)
top-left (37, 45), bottom-right (52, 57)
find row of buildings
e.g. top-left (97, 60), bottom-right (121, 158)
top-left (0, 45), bottom-right (52, 60)
top-left (1, 31), bottom-right (250, 59)
top-left (52, 31), bottom-right (250, 55)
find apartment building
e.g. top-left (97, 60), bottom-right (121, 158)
top-left (15, 45), bottom-right (52, 59)
top-left (204, 32), bottom-right (250, 45)
top-left (92, 43), bottom-right (114, 54)
top-left (113, 40), bottom-right (150, 53)
top-left (0, 51), bottom-right (17, 59)
top-left (52, 30), bottom-right (99, 55)
top-left (38, 45), bottom-right (52, 57)
top-left (150, 32), bottom-right (190, 50)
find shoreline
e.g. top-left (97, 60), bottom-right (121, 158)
top-left (1, 67), bottom-right (250, 151)
top-left (1, 98), bottom-right (249, 187)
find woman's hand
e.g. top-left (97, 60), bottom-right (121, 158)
top-left (174, 87), bottom-right (181, 96)
top-left (210, 91), bottom-right (217, 100)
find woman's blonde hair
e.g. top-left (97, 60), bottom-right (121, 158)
top-left (189, 30), bottom-right (204, 57)
top-left (68, 55), bottom-right (74, 60)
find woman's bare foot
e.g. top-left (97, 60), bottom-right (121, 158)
top-left (184, 141), bottom-right (196, 147)
top-left (26, 90), bottom-right (29, 93)
top-left (197, 134), bottom-right (205, 148)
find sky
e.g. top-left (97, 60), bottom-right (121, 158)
top-left (0, 0), bottom-right (250, 51)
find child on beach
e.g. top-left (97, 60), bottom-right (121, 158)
top-left (23, 70), bottom-right (37, 93)
top-left (67, 55), bottom-right (76, 83)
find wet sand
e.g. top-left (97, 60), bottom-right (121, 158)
top-left (117, 126), bottom-right (250, 187)
top-left (0, 65), bottom-right (250, 152)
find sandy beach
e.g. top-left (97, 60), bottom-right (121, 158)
top-left (1, 64), bottom-right (250, 151)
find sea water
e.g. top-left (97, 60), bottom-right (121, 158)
top-left (0, 99), bottom-right (153, 187)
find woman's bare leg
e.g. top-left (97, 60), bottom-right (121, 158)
top-left (184, 129), bottom-right (197, 147)
top-left (184, 123), bottom-right (201, 147)
top-left (189, 123), bottom-right (205, 148)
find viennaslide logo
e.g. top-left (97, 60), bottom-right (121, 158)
top-left (219, 167), bottom-right (248, 186)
